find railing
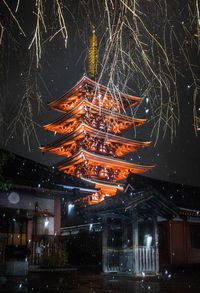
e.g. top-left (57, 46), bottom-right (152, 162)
top-left (30, 236), bottom-right (65, 265)
top-left (106, 248), bottom-right (133, 272)
top-left (106, 246), bottom-right (157, 273)
top-left (0, 235), bottom-right (65, 266)
top-left (0, 237), bottom-right (6, 264)
top-left (138, 246), bottom-right (156, 272)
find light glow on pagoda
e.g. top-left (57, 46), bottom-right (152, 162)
top-left (41, 76), bottom-right (153, 205)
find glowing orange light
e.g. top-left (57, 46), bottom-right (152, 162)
top-left (41, 76), bottom-right (153, 205)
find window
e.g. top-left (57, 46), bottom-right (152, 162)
top-left (138, 221), bottom-right (154, 246)
top-left (190, 224), bottom-right (200, 249)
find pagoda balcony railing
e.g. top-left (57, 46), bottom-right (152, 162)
top-left (80, 146), bottom-right (118, 159)
top-left (105, 246), bottom-right (157, 274)
top-left (84, 119), bottom-right (124, 135)
top-left (83, 175), bottom-right (117, 183)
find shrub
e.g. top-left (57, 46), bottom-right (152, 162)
top-left (40, 251), bottom-right (69, 268)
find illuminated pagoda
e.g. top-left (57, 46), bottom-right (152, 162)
top-left (41, 76), bottom-right (153, 205)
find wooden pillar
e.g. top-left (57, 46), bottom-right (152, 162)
top-left (168, 219), bottom-right (173, 265)
top-left (33, 202), bottom-right (38, 238)
top-left (183, 220), bottom-right (188, 264)
top-left (27, 219), bottom-right (32, 243)
top-left (54, 195), bottom-right (61, 235)
top-left (122, 221), bottom-right (128, 248)
top-left (102, 217), bottom-right (108, 273)
top-left (12, 220), bottom-right (14, 245)
top-left (121, 220), bottom-right (128, 272)
top-left (153, 216), bottom-right (159, 274)
top-left (132, 211), bottom-right (139, 274)
top-left (20, 222), bottom-right (23, 245)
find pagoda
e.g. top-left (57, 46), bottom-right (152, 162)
top-left (41, 76), bottom-right (153, 205)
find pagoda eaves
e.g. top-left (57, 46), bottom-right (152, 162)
top-left (44, 99), bottom-right (146, 134)
top-left (56, 149), bottom-right (154, 181)
top-left (41, 123), bottom-right (151, 157)
top-left (48, 76), bottom-right (142, 113)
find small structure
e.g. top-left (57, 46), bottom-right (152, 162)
top-left (60, 174), bottom-right (200, 274)
top-left (128, 175), bottom-right (200, 266)
top-left (0, 150), bottom-right (95, 268)
top-left (41, 76), bottom-right (153, 204)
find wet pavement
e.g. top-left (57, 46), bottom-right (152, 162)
top-left (0, 268), bottom-right (200, 292)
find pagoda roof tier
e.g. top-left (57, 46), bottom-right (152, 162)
top-left (40, 123), bottom-right (151, 157)
top-left (56, 149), bottom-right (154, 181)
top-left (44, 99), bottom-right (146, 134)
top-left (78, 177), bottom-right (125, 204)
top-left (48, 76), bottom-right (142, 113)
top-left (80, 176), bottom-right (124, 192)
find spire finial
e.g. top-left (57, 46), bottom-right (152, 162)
top-left (88, 27), bottom-right (98, 80)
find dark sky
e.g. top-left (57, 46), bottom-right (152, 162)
top-left (1, 0), bottom-right (200, 187)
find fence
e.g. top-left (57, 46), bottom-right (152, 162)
top-left (138, 246), bottom-right (156, 272)
top-left (30, 236), bottom-right (65, 265)
top-left (106, 246), bottom-right (157, 273)
top-left (0, 237), bottom-right (6, 264)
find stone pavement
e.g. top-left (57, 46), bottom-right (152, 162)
top-left (0, 266), bottom-right (200, 292)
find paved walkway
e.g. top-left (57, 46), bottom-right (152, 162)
top-left (1, 268), bottom-right (200, 292)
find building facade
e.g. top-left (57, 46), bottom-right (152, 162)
top-left (60, 174), bottom-right (200, 274)
top-left (0, 150), bottom-right (93, 265)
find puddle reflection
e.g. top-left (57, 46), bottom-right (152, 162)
top-left (0, 272), bottom-right (200, 292)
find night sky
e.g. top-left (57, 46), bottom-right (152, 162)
top-left (1, 0), bottom-right (200, 187)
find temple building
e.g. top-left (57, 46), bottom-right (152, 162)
top-left (0, 149), bottom-right (95, 269)
top-left (1, 151), bottom-right (200, 275)
top-left (60, 174), bottom-right (200, 274)
top-left (41, 76), bottom-right (153, 204)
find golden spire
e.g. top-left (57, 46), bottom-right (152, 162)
top-left (88, 28), bottom-right (98, 80)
